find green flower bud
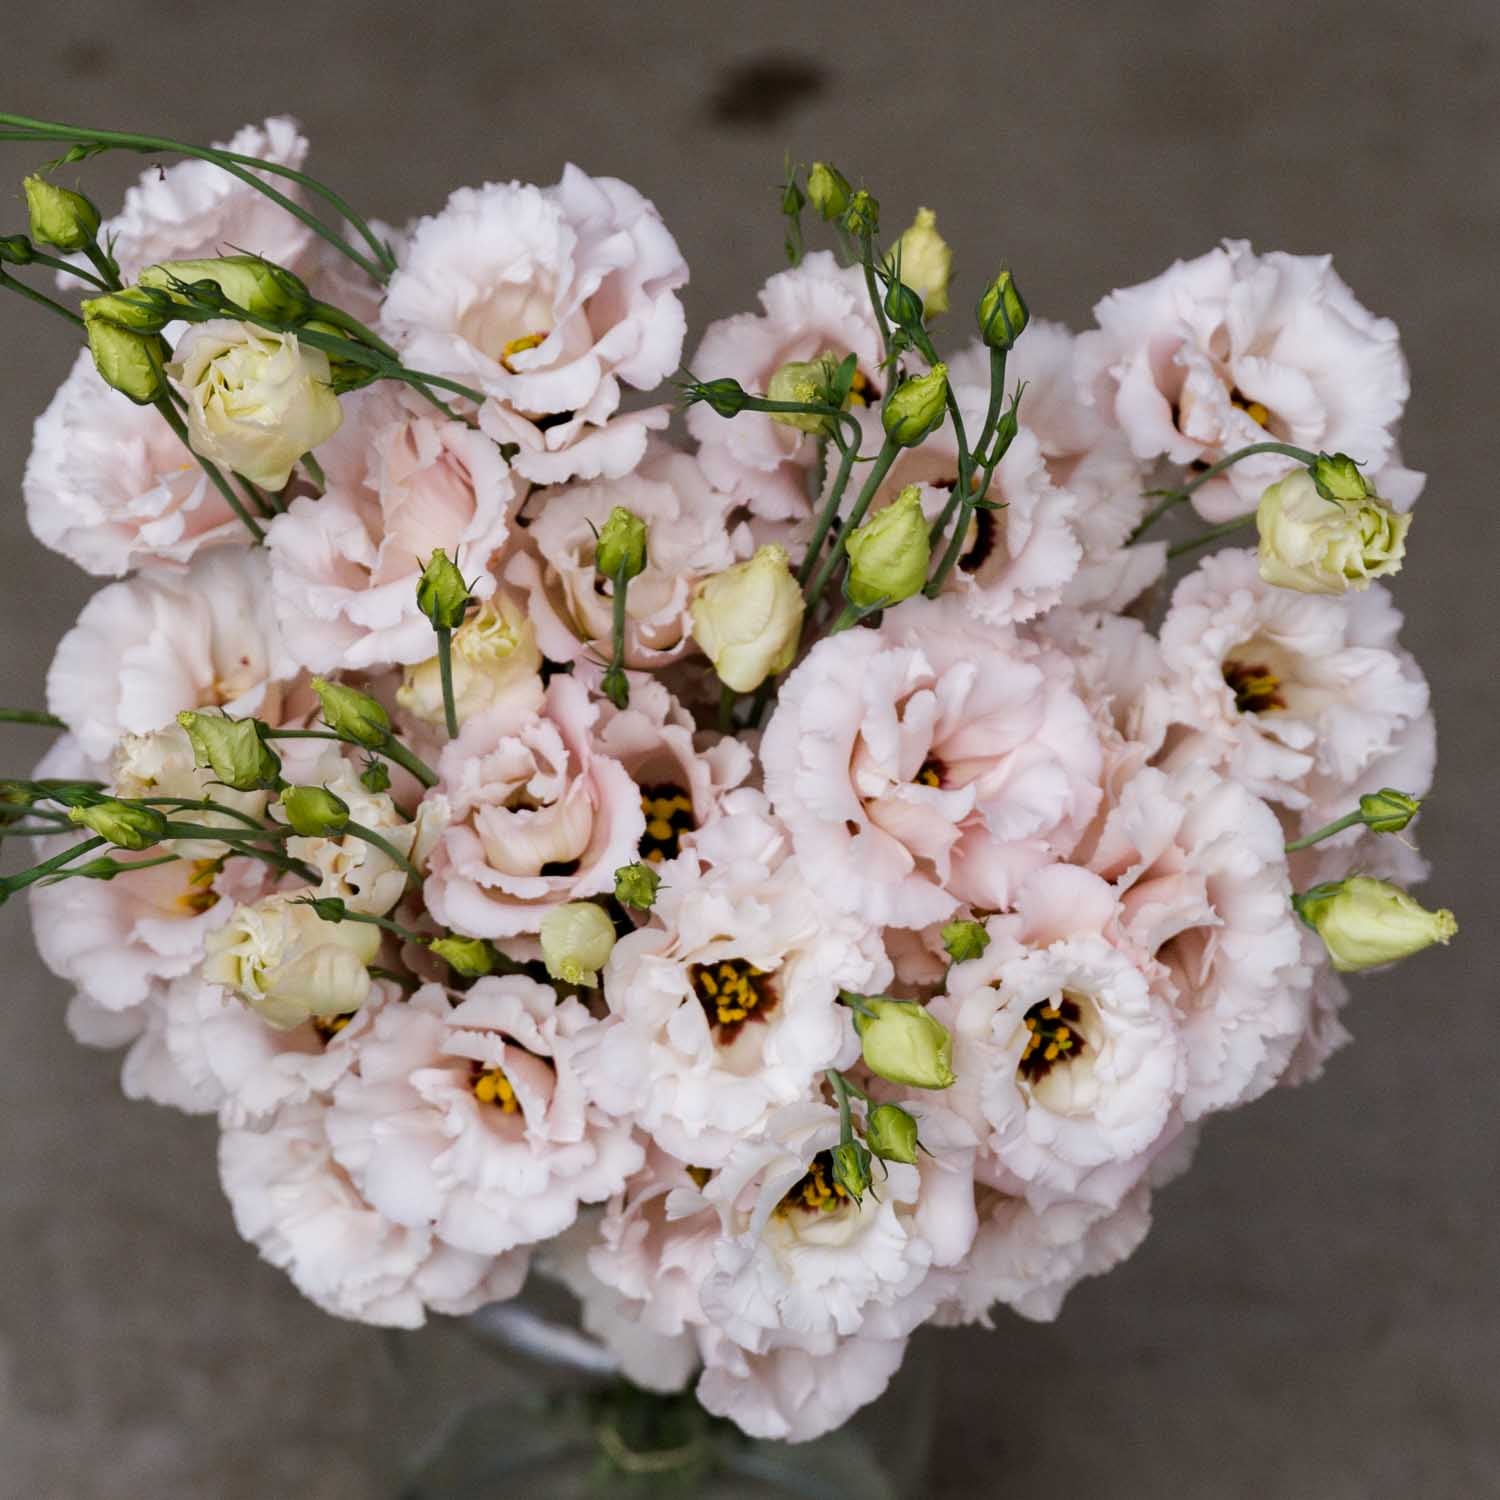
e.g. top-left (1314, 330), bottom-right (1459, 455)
top-left (596, 506), bottom-right (649, 583)
top-left (690, 377), bottom-right (751, 418)
top-left (280, 785), bottom-right (351, 837)
top-left (883, 278), bottom-right (925, 330)
top-left (415, 549), bottom-right (474, 631)
top-left (614, 860), bottom-right (662, 911)
top-left (539, 901), bottom-right (616, 988)
top-left (842, 189), bottom-right (880, 239)
top-left (139, 255), bottom-right (313, 323)
top-left (0, 234), bottom-right (35, 265)
top-left (1359, 788), bottom-right (1422, 834)
top-left (600, 663), bottom-right (630, 711)
top-left (1295, 876), bottom-right (1457, 973)
top-left (299, 895), bottom-right (351, 923)
top-left (887, 207), bottom-right (952, 317)
top-left (83, 319), bottom-right (167, 406)
top-left (977, 268), bottom-right (1029, 350)
top-left (865, 1103), bottom-right (920, 1165)
top-left (882, 364), bottom-right (949, 448)
top-left (301, 318), bottom-right (383, 394)
top-left (23, 174), bottom-right (100, 253)
top-left (806, 162), bottom-right (853, 222)
top-left (359, 758), bottom-right (391, 795)
top-left (844, 483), bottom-right (931, 608)
top-left (831, 1139), bottom-right (873, 1201)
top-left (766, 358), bottom-right (836, 434)
top-left (1309, 452), bottom-right (1370, 502)
top-left (853, 997), bottom-right (956, 1090)
top-left (429, 934), bottom-right (495, 978)
top-left (67, 799), bottom-right (168, 851)
top-left (311, 678), bottom-right (391, 749)
top-left (81, 287), bottom-right (174, 334)
top-left (940, 919), bottom-right (990, 964)
top-left (177, 711), bottom-right (283, 792)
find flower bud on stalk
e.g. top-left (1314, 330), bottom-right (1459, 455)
top-left (831, 1139), bottom-right (873, 1201)
top-left (67, 799), bottom-right (168, 851)
top-left (1256, 469), bottom-right (1408, 595)
top-left (883, 364), bottom-right (949, 448)
top-left (83, 318), bottom-right (168, 405)
top-left (866, 1103), bottom-right (921, 1165)
top-left (977, 268), bottom-right (1029, 350)
top-left (1309, 451), bottom-right (1371, 502)
top-left (852, 997), bottom-right (957, 1089)
top-left (416, 549), bottom-right (474, 631)
top-left (807, 162), bottom-right (853, 222)
top-left (842, 189), bottom-right (880, 239)
top-left (22, 174), bottom-right (100, 252)
top-left (614, 861), bottom-right (662, 911)
top-left (690, 545), bottom-right (805, 693)
top-left (1359, 788), bottom-right (1421, 834)
top-left (596, 507), bottom-right (649, 583)
top-left (139, 255), bottom-right (314, 323)
top-left (81, 287), bottom-right (174, 333)
top-left (177, 711), bottom-right (283, 792)
top-left (279, 785), bottom-right (351, 837)
top-left (311, 678), bottom-right (391, 749)
top-left (845, 484), bottom-right (931, 608)
top-left (1295, 876), bottom-right (1457, 972)
top-left (887, 208), bottom-right (952, 316)
top-left (429, 934), bottom-right (495, 978)
top-left (688, 377), bottom-right (751, 418)
top-left (940, 919), bottom-right (991, 964)
top-left (539, 901), bottom-right (616, 987)
top-left (0, 235), bottom-right (35, 265)
top-left (765, 358), bottom-right (838, 435)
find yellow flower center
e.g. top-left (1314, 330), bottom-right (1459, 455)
top-left (1223, 658), bottom-right (1286, 714)
top-left (175, 858), bottom-right (222, 915)
top-left (689, 958), bottom-right (777, 1040)
top-left (471, 1064), bottom-right (519, 1113)
top-left (1018, 996), bottom-right (1087, 1082)
top-left (499, 331), bottom-right (549, 373)
top-left (915, 757), bottom-right (944, 789)
top-left (311, 1013), bottom-right (352, 1044)
top-left (639, 781), bottom-right (696, 864)
top-left (1229, 385), bottom-right (1272, 430)
top-left (776, 1152), bottom-right (850, 1217)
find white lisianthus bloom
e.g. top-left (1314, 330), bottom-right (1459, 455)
top-left (933, 865), bottom-right (1183, 1210)
top-left (1077, 240), bottom-right (1415, 520)
top-left (221, 1098), bottom-right (530, 1329)
top-left (687, 251), bottom-right (883, 520)
top-left (380, 167), bottom-right (687, 485)
top-left (506, 447), bottom-right (747, 669)
top-left (1159, 548), bottom-right (1430, 814)
top-left (202, 892), bottom-right (380, 1030)
top-left (170, 320), bottom-right (343, 491)
top-left (422, 676), bottom-right (645, 939)
top-left (57, 117), bottom-right (315, 288)
top-left (1255, 468), bottom-right (1409, 594)
top-left (324, 979), bottom-right (643, 1256)
top-left (396, 590), bottom-right (543, 730)
top-left (575, 793), bottom-right (886, 1166)
top-left (762, 593), bottom-right (1103, 927)
top-left (1278, 951), bottom-right (1354, 1089)
top-left (23, 350), bottom-right (248, 576)
top-left (267, 385), bottom-right (516, 673)
top-left (46, 546), bottom-right (298, 760)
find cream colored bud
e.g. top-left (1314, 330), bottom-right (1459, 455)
top-left (854, 997), bottom-right (956, 1089)
top-left (396, 595), bottom-right (543, 729)
top-left (845, 483), bottom-right (930, 607)
top-left (887, 207), bottom-right (952, 316)
top-left (539, 901), bottom-right (616, 988)
top-left (1296, 876), bottom-right (1457, 973)
top-left (168, 321), bottom-right (343, 489)
top-left (689, 544), bottom-right (805, 693)
top-left (1256, 470), bottom-right (1409, 595)
top-left (140, 255), bottom-right (313, 323)
top-left (766, 358), bottom-right (836, 435)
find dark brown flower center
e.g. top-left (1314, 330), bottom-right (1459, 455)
top-left (1018, 997), bottom-right (1087, 1082)
top-left (776, 1151), bottom-right (850, 1217)
top-left (1223, 658), bottom-right (1286, 714)
top-left (1229, 385), bottom-right (1271, 429)
top-left (639, 781), bottom-right (696, 864)
top-left (689, 958), bottom-right (777, 1042)
top-left (915, 756), bottom-right (945, 788)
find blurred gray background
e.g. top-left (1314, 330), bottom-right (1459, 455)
top-left (0, 2), bottom-right (1494, 1496)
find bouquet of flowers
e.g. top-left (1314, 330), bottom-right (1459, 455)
top-left (0, 113), bottom-right (1457, 1446)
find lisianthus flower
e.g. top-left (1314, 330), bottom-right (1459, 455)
top-left (380, 167), bottom-right (687, 485)
top-left (324, 979), bottom-right (643, 1256)
top-left (506, 446), bottom-right (747, 669)
top-left (577, 792), bottom-right (885, 1165)
top-left (687, 251), bottom-right (883, 520)
top-left (1159, 548), bottom-right (1430, 814)
top-left (762, 593), bottom-right (1103, 927)
top-left (24, 349), bottom-right (248, 576)
top-left (221, 1097), bottom-right (530, 1329)
top-left (422, 676), bottom-right (644, 939)
top-left (1077, 240), bottom-right (1415, 520)
top-left (267, 385), bottom-right (516, 673)
top-left (46, 546), bottom-right (298, 760)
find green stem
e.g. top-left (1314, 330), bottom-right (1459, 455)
top-left (1166, 513), bottom-right (1255, 559)
top-left (435, 627), bottom-right (459, 739)
top-left (300, 452), bottom-right (326, 490)
top-left (0, 266), bottom-right (84, 325)
top-left (299, 899), bottom-right (427, 945)
top-left (930, 349), bottom-right (1007, 551)
top-left (717, 684), bottom-right (737, 734)
top-left (859, 229), bottom-right (892, 358)
top-left (0, 708), bottom-right (66, 729)
top-left (1129, 441), bottom-right (1319, 543)
top-left (131, 796), bottom-right (268, 831)
top-left (259, 728), bottom-right (438, 789)
top-left (153, 398), bottom-right (266, 543)
top-left (309, 301), bottom-right (401, 360)
top-left (81, 241), bottom-right (119, 289)
top-left (797, 433), bottom-right (862, 588)
top-left (343, 820), bottom-right (421, 883)
top-left (1, 835), bottom-right (104, 896)
top-left (806, 439), bottom-right (899, 612)
top-left (23, 247), bottom-right (108, 289)
top-left (1284, 809), bottom-right (1364, 853)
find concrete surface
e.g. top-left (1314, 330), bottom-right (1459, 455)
top-left (0, 3), bottom-right (1494, 1496)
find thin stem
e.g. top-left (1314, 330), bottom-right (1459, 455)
top-left (259, 728), bottom-right (439, 789)
top-left (806, 439), bottom-right (899, 612)
top-left (131, 796), bottom-right (268, 831)
top-left (797, 433), bottom-right (862, 588)
top-left (309, 301), bottom-right (401, 360)
top-left (298, 898), bottom-right (427, 946)
top-left (0, 708), bottom-right (66, 729)
top-left (300, 452), bottom-right (326, 490)
top-left (859, 229), bottom-right (892, 358)
top-left (1, 836), bottom-right (105, 896)
top-left (81, 241), bottom-right (120, 289)
top-left (928, 350), bottom-right (1008, 571)
top-left (717, 684), bottom-right (737, 734)
top-left (24, 247), bottom-right (108, 289)
top-left (1129, 441), bottom-right (1319, 543)
top-left (1166, 513), bottom-right (1255, 560)
top-left (435, 627), bottom-right (459, 739)
top-left (0, 267), bottom-right (84, 326)
top-left (153, 398), bottom-right (266, 542)
top-left (343, 821), bottom-right (421, 883)
top-left (1285, 809), bottom-right (1364, 853)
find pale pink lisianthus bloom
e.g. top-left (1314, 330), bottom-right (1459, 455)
top-left (1077, 240), bottom-right (1416, 520)
top-left (24, 350), bottom-right (246, 576)
top-left (506, 447), bottom-right (747, 669)
top-left (221, 1097), bottom-right (530, 1329)
top-left (762, 593), bottom-right (1103, 927)
top-left (380, 167), bottom-right (687, 485)
top-left (687, 251), bottom-right (883, 520)
top-left (267, 386), bottom-right (515, 673)
top-left (422, 676), bottom-right (644, 939)
top-left (324, 979), bottom-right (643, 1256)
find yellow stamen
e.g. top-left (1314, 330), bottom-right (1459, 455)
top-left (471, 1065), bottom-right (519, 1113)
top-left (500, 331), bottom-right (548, 373)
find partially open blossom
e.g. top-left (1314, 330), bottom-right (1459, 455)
top-left (887, 207), bottom-right (952, 315)
top-left (1296, 876), bottom-right (1457, 972)
top-left (690, 544), bottom-right (804, 693)
top-left (539, 901), bottom-right (616, 987)
top-left (1256, 468), bottom-right (1408, 594)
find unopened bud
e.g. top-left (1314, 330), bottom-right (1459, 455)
top-left (853, 996), bottom-right (956, 1090)
top-left (977, 268), bottom-right (1029, 350)
top-left (416, 549), bottom-right (474, 631)
top-left (177, 711), bottom-right (283, 792)
top-left (766, 358), bottom-right (836, 435)
top-left (0, 235), bottom-right (35, 265)
top-left (539, 901), bottom-right (616, 988)
top-left (614, 861), bottom-right (662, 910)
top-left (311, 678), bottom-right (391, 749)
top-left (887, 207), bottom-right (952, 317)
top-left (865, 1103), bottom-right (920, 1165)
top-left (806, 162), bottom-right (853, 222)
top-left (1359, 788), bottom-right (1421, 834)
top-left (139, 255), bottom-right (313, 323)
top-left (280, 785), bottom-right (351, 837)
top-left (690, 544), bottom-right (805, 693)
top-left (882, 364), bottom-right (949, 447)
top-left (359, 758), bottom-right (391, 794)
top-left (842, 189), bottom-right (879, 239)
top-left (1309, 452), bottom-right (1370, 502)
top-left (940, 919), bottom-right (990, 964)
top-left (1295, 876), bottom-right (1456, 973)
top-left (81, 287), bottom-right (174, 333)
top-left (845, 483), bottom-right (930, 608)
top-left (429, 934), bottom-right (495, 978)
top-left (68, 799), bottom-right (168, 851)
top-left (596, 507), bottom-right (649, 583)
top-left (688, 377), bottom-right (751, 419)
top-left (84, 319), bottom-right (167, 405)
top-left (831, 1139), bottom-right (873, 1201)
top-left (23, 174), bottom-right (100, 253)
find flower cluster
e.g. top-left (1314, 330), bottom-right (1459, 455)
top-left (1, 122), bottom-right (1455, 1445)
